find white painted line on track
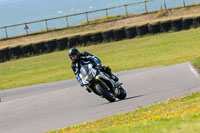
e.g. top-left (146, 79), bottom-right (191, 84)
top-left (188, 64), bottom-right (200, 79)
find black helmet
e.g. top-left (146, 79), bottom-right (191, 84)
top-left (68, 48), bottom-right (80, 62)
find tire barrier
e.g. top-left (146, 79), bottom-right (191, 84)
top-left (193, 16), bottom-right (200, 28)
top-left (9, 46), bottom-right (23, 59)
top-left (91, 32), bottom-right (103, 43)
top-left (0, 52), bottom-right (4, 62)
top-left (182, 17), bottom-right (193, 30)
top-left (33, 41), bottom-right (48, 55)
top-left (125, 26), bottom-right (137, 39)
top-left (148, 22), bottom-right (161, 34)
top-left (171, 18), bottom-right (183, 31)
top-left (113, 28), bottom-right (126, 41)
top-left (56, 37), bottom-right (68, 51)
top-left (102, 30), bottom-right (114, 42)
top-left (0, 47), bottom-right (10, 62)
top-left (21, 44), bottom-right (36, 57)
top-left (80, 34), bottom-right (92, 46)
top-left (160, 20), bottom-right (171, 32)
top-left (68, 35), bottom-right (80, 48)
top-left (45, 39), bottom-right (57, 53)
top-left (1, 15), bottom-right (200, 63)
top-left (136, 24), bottom-right (149, 36)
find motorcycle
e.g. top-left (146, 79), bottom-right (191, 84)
top-left (79, 64), bottom-right (126, 102)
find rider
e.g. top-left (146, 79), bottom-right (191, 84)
top-left (68, 48), bottom-right (120, 92)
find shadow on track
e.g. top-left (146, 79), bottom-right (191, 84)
top-left (89, 94), bottom-right (146, 107)
top-left (115, 94), bottom-right (146, 102)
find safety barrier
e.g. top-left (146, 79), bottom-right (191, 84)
top-left (136, 23), bottom-right (149, 36)
top-left (68, 35), bottom-right (80, 48)
top-left (171, 18), bottom-right (183, 31)
top-left (160, 20), bottom-right (171, 32)
top-left (56, 37), bottom-right (68, 50)
top-left (182, 17), bottom-right (193, 30)
top-left (1, 15), bottom-right (200, 63)
top-left (148, 22), bottom-right (161, 34)
top-left (102, 30), bottom-right (114, 42)
top-left (80, 34), bottom-right (92, 46)
top-left (113, 28), bottom-right (127, 41)
top-left (193, 16), bottom-right (200, 28)
top-left (125, 26), bottom-right (137, 39)
top-left (91, 32), bottom-right (103, 43)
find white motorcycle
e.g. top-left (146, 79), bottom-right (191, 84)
top-left (79, 64), bottom-right (126, 102)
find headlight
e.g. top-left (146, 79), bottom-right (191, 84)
top-left (95, 76), bottom-right (99, 79)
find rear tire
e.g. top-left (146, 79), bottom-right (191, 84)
top-left (117, 87), bottom-right (127, 100)
top-left (95, 83), bottom-right (116, 102)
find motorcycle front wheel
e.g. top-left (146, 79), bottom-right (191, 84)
top-left (117, 87), bottom-right (127, 100)
top-left (95, 82), bottom-right (116, 102)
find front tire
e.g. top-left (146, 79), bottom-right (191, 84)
top-left (117, 87), bottom-right (127, 100)
top-left (95, 82), bottom-right (116, 102)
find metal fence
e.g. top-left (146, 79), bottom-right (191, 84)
top-left (0, 0), bottom-right (199, 39)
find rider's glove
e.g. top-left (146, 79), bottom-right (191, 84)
top-left (104, 66), bottom-right (111, 73)
top-left (80, 83), bottom-right (84, 87)
top-left (96, 64), bottom-right (102, 70)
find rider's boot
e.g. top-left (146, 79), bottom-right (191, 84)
top-left (86, 87), bottom-right (92, 93)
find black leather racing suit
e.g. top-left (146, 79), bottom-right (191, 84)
top-left (71, 52), bottom-right (118, 86)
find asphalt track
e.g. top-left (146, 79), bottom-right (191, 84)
top-left (0, 62), bottom-right (200, 133)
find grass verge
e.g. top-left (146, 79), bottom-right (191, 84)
top-left (47, 91), bottom-right (200, 133)
top-left (191, 56), bottom-right (200, 72)
top-left (1, 28), bottom-right (200, 90)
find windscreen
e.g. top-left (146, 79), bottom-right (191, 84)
top-left (80, 65), bottom-right (89, 77)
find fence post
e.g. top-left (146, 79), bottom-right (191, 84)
top-left (182, 0), bottom-right (186, 7)
top-left (24, 23), bottom-right (29, 35)
top-left (45, 19), bottom-right (48, 31)
top-left (144, 1), bottom-right (148, 13)
top-left (105, 9), bottom-right (109, 21)
top-left (85, 12), bottom-right (89, 24)
top-left (124, 5), bottom-right (129, 18)
top-left (163, 0), bottom-right (167, 9)
top-left (65, 16), bottom-right (69, 27)
top-left (4, 27), bottom-right (8, 38)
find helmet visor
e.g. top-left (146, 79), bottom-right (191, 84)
top-left (70, 55), bottom-right (78, 61)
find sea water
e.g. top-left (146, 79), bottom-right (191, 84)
top-left (0, 0), bottom-right (199, 38)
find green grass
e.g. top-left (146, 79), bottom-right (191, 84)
top-left (191, 56), bottom-right (200, 72)
top-left (47, 91), bottom-right (200, 133)
top-left (1, 28), bottom-right (200, 90)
